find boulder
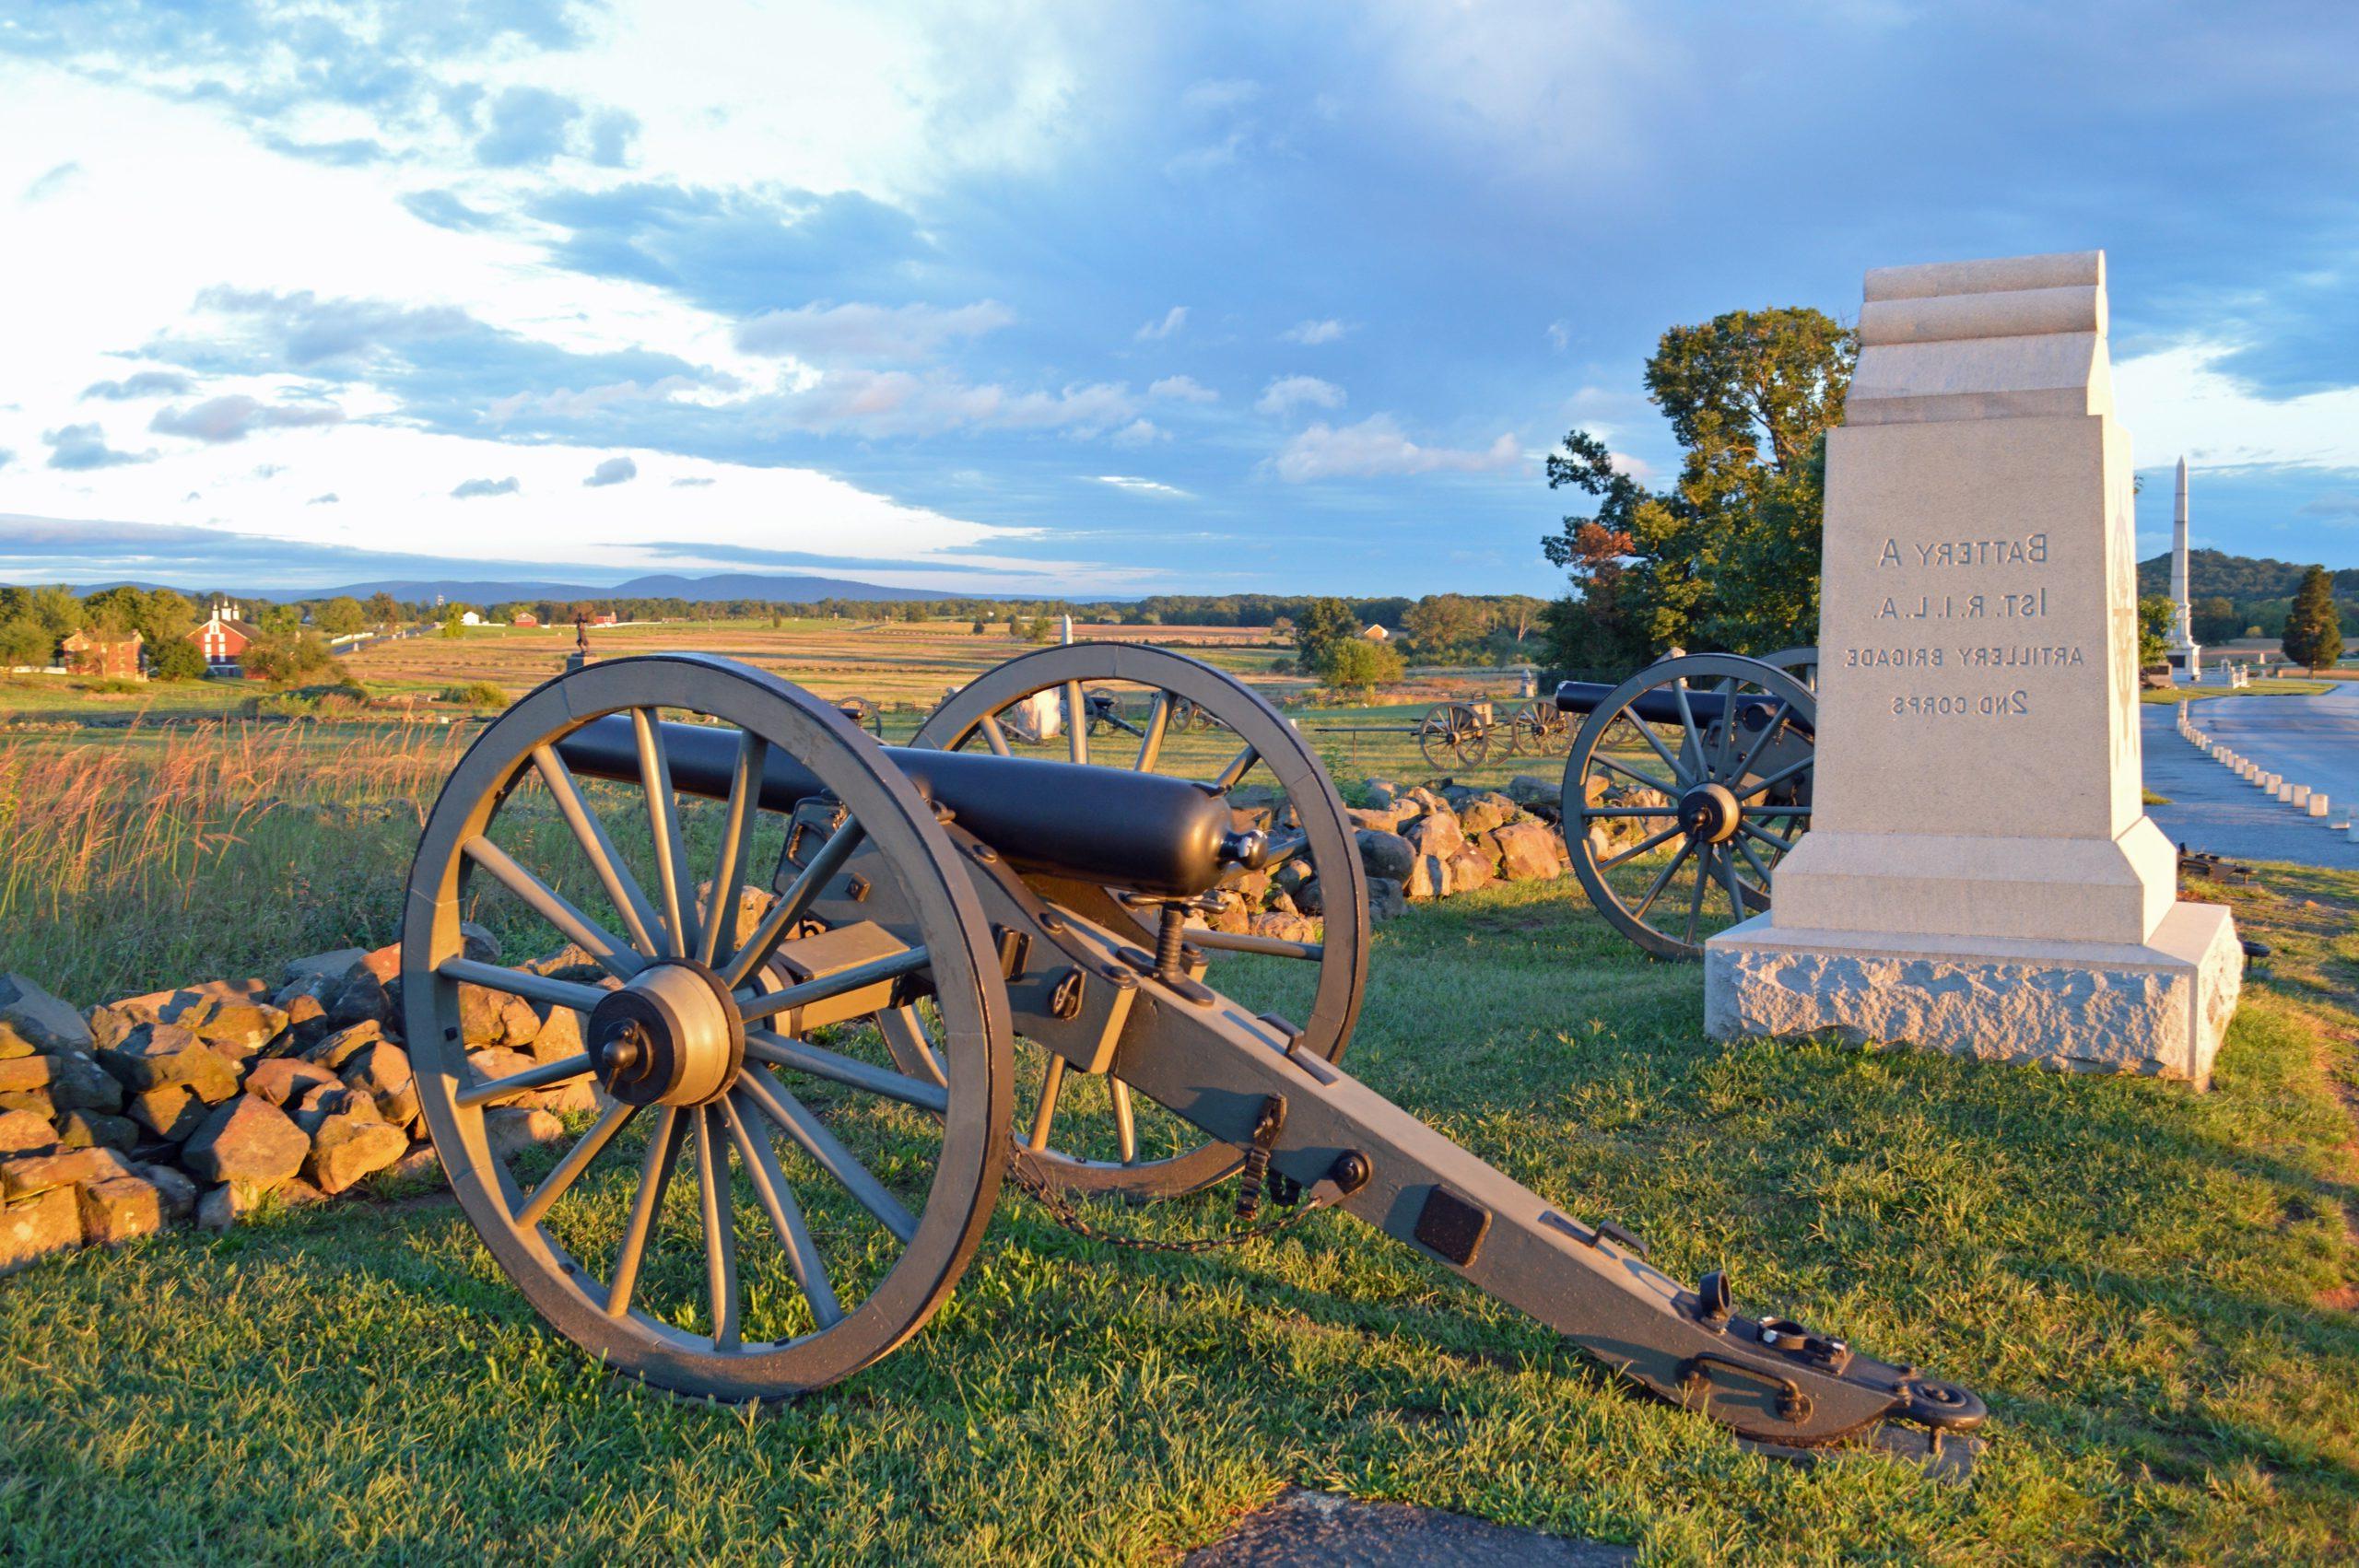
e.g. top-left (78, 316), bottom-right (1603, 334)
top-left (457, 983), bottom-right (508, 1045)
top-left (1505, 775), bottom-right (1561, 810)
top-left (83, 1004), bottom-right (136, 1052)
top-left (497, 994), bottom-right (541, 1048)
top-left (1355, 829), bottom-right (1416, 883)
top-left (306, 1113), bottom-right (411, 1194)
top-left (1248, 912), bottom-right (1321, 944)
top-left (196, 1180), bottom-right (324, 1232)
top-left (189, 1001), bottom-right (289, 1060)
top-left (182, 1095), bottom-right (311, 1188)
top-left (1367, 878), bottom-right (1408, 922)
top-left (0, 1088), bottom-right (54, 1119)
top-left (245, 1056), bottom-right (342, 1108)
top-left (385, 1145), bottom-right (442, 1184)
top-left (290, 1084), bottom-right (379, 1138)
top-left (1405, 854), bottom-right (1449, 901)
top-left (43, 1050), bottom-right (125, 1114)
top-left (342, 1042), bottom-right (418, 1124)
top-left (0, 1022), bottom-right (33, 1060)
top-left (126, 1084), bottom-right (206, 1142)
top-left (1493, 820), bottom-right (1568, 882)
top-left (325, 967), bottom-right (391, 1029)
top-left (1, 1188), bottom-right (82, 1271)
top-left (1455, 791), bottom-right (1519, 836)
top-left (0, 974), bottom-right (93, 1054)
top-left (1400, 786), bottom-right (1452, 818)
top-left (485, 1106), bottom-right (565, 1159)
top-left (104, 1023), bottom-right (241, 1103)
top-left (1, 1145), bottom-right (135, 1199)
top-left (307, 1019), bottom-right (383, 1071)
top-left (78, 1175), bottom-right (163, 1245)
top-left (54, 1110), bottom-right (138, 1152)
top-left (0, 1056), bottom-right (48, 1095)
top-left (282, 948), bottom-right (369, 989)
top-left (1403, 811), bottom-right (1467, 861)
top-left (465, 1047), bottom-right (544, 1106)
top-left (136, 1162), bottom-right (198, 1222)
top-left (1363, 779), bottom-right (1401, 810)
top-left (1345, 806), bottom-right (1406, 834)
top-left (0, 1107), bottom-right (55, 1155)
top-left (1445, 847), bottom-right (1496, 894)
top-left (527, 1003), bottom-right (585, 1067)
top-left (276, 991), bottom-right (332, 1050)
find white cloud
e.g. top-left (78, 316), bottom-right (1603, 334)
top-left (1255, 375), bottom-right (1346, 416)
top-left (1094, 474), bottom-right (1189, 497)
top-left (1544, 319), bottom-right (1574, 351)
top-left (1280, 318), bottom-right (1351, 345)
top-left (1109, 417), bottom-right (1164, 447)
top-left (2115, 336), bottom-right (2359, 470)
top-left (1148, 374), bottom-right (1218, 403)
top-left (767, 370), bottom-right (1137, 438)
top-left (1273, 415), bottom-right (1521, 482)
top-left (733, 300), bottom-right (1015, 361)
top-left (1134, 305), bottom-right (1189, 341)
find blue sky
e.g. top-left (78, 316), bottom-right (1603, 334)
top-left (3, 1), bottom-right (2356, 597)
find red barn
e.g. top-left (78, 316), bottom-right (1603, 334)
top-left (512, 612), bottom-right (541, 627)
top-left (187, 602), bottom-right (263, 673)
top-left (61, 629), bottom-right (145, 680)
top-left (589, 611), bottom-right (619, 626)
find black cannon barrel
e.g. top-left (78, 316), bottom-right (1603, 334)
top-left (1554, 680), bottom-right (1814, 736)
top-left (555, 714), bottom-right (1238, 897)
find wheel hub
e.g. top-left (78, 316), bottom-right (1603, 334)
top-left (587, 960), bottom-right (745, 1106)
top-left (1677, 781), bottom-right (1743, 844)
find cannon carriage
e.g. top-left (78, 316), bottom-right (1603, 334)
top-left (400, 641), bottom-right (1976, 1456)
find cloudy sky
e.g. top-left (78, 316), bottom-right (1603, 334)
top-left (3, 1), bottom-right (2356, 597)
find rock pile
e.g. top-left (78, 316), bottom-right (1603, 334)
top-left (0, 932), bottom-right (590, 1273)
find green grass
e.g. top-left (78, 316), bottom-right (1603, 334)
top-left (4, 862), bottom-right (2357, 1562)
top-left (2142, 678), bottom-right (2335, 704)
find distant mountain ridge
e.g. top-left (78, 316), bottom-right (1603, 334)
top-left (309, 571), bottom-right (943, 603)
top-left (2136, 548), bottom-right (2359, 603)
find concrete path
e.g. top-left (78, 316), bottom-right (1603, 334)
top-left (2142, 684), bottom-right (2359, 869)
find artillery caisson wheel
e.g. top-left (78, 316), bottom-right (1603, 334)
top-left (915, 643), bottom-right (1369, 1205)
top-left (1757, 646), bottom-right (1819, 691)
top-left (404, 653), bottom-right (1013, 1401)
top-left (1560, 653), bottom-right (1814, 961)
top-left (1508, 699), bottom-right (1569, 757)
top-left (1417, 702), bottom-right (1491, 770)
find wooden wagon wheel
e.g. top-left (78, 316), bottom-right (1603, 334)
top-left (912, 643), bottom-right (1369, 1205)
top-left (403, 653), bottom-right (1014, 1401)
top-left (1508, 699), bottom-right (1569, 757)
top-left (1757, 646), bottom-right (1819, 691)
top-left (1559, 653), bottom-right (1814, 961)
top-left (1417, 701), bottom-right (1490, 770)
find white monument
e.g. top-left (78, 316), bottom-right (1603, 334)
top-left (1706, 250), bottom-right (2241, 1085)
top-left (2167, 456), bottom-right (2201, 681)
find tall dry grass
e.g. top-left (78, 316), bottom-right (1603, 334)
top-left (0, 722), bottom-right (471, 1005)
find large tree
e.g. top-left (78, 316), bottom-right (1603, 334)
top-left (1543, 306), bottom-right (1854, 659)
top-left (2283, 565), bottom-right (2343, 673)
top-left (1400, 593), bottom-right (1490, 660)
top-left (1293, 596), bottom-right (1358, 673)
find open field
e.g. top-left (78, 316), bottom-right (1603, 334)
top-left (2142, 678), bottom-right (2334, 704)
top-left (2, 716), bottom-right (2357, 1562)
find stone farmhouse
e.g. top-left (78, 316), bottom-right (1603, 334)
top-left (60, 628), bottom-right (145, 680)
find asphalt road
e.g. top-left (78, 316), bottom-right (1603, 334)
top-left (2143, 682), bottom-right (2359, 869)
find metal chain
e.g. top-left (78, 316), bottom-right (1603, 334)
top-left (1004, 1143), bottom-right (1330, 1255)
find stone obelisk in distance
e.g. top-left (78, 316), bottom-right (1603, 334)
top-left (2168, 456), bottom-right (2201, 680)
top-left (1705, 250), bottom-right (2241, 1085)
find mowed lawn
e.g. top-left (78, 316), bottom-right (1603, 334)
top-left (5, 859), bottom-right (2358, 1562)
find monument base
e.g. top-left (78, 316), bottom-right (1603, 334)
top-left (1703, 902), bottom-right (2242, 1087)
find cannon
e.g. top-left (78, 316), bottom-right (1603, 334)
top-left (401, 643), bottom-right (1978, 1460)
top-left (1553, 652), bottom-right (1817, 960)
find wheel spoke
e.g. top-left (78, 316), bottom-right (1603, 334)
top-left (1213, 743), bottom-right (1259, 792)
top-left (1596, 821), bottom-right (1684, 871)
top-left (1134, 693), bottom-right (1172, 772)
top-left (721, 1093), bottom-right (842, 1328)
top-left (461, 836), bottom-right (644, 981)
top-left (1591, 752), bottom-right (1680, 798)
top-left (738, 1066), bottom-right (919, 1244)
top-left (456, 1051), bottom-right (593, 1110)
top-left (630, 708), bottom-right (698, 960)
top-left (1109, 1078), bottom-right (1139, 1164)
top-left (699, 731), bottom-right (768, 968)
top-left (1630, 839), bottom-right (1694, 919)
top-left (1632, 712), bottom-right (1690, 787)
top-left (737, 945), bottom-right (932, 1026)
top-left (1731, 754), bottom-right (1813, 803)
top-left (745, 1029), bottom-right (951, 1112)
top-left (532, 743), bottom-right (663, 957)
top-left (1027, 1057), bottom-right (1067, 1153)
top-left (517, 1099), bottom-right (638, 1231)
top-left (1064, 680), bottom-right (1089, 766)
top-left (720, 817), bottom-right (869, 990)
top-left (1710, 678), bottom-right (1741, 778)
top-left (694, 1107), bottom-right (741, 1351)
top-left (1734, 834), bottom-right (1778, 890)
top-left (879, 1006), bottom-right (948, 1090)
top-left (1672, 677), bottom-right (1706, 773)
top-left (606, 1105), bottom-right (687, 1319)
top-left (1738, 818), bottom-right (1800, 855)
top-left (978, 712), bottom-right (1014, 757)
top-left (1719, 844), bottom-right (1748, 921)
top-left (1584, 806), bottom-right (1677, 818)
top-left (1683, 849), bottom-right (1708, 945)
top-left (1728, 700), bottom-right (1792, 784)
top-left (438, 956), bottom-right (608, 1016)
